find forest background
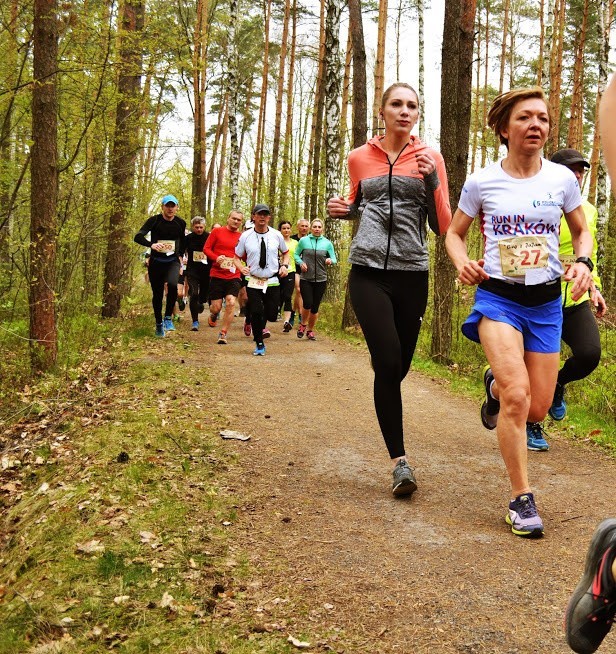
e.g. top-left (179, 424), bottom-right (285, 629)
top-left (0, 0), bottom-right (614, 439)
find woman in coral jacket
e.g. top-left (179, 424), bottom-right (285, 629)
top-left (327, 82), bottom-right (451, 498)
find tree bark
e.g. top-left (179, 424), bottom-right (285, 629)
top-left (191, 0), bottom-right (209, 217)
top-left (30, 0), bottom-right (59, 370)
top-left (371, 0), bottom-right (387, 136)
top-left (227, 0), bottom-right (240, 207)
top-left (102, 0), bottom-right (145, 318)
top-left (341, 0), bottom-right (367, 330)
top-left (323, 0), bottom-right (342, 301)
top-left (268, 0), bottom-right (291, 207)
top-left (432, 0), bottom-right (477, 364)
top-left (566, 0), bottom-right (589, 151)
top-left (251, 0), bottom-right (271, 207)
top-left (545, 0), bottom-right (565, 156)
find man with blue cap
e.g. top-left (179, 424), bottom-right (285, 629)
top-left (134, 194), bottom-right (187, 337)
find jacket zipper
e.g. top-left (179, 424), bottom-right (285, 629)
top-left (384, 144), bottom-right (408, 270)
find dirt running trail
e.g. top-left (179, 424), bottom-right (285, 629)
top-left (183, 316), bottom-right (614, 653)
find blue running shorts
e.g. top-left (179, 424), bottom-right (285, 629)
top-left (462, 287), bottom-right (562, 354)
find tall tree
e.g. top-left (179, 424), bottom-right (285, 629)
top-left (268, 0), bottom-right (291, 206)
top-left (431, 0), bottom-right (477, 363)
top-left (227, 0), bottom-right (240, 206)
top-left (251, 0), bottom-right (272, 206)
top-left (371, 0), bottom-right (387, 136)
top-left (341, 0), bottom-right (367, 330)
top-left (545, 0), bottom-right (565, 155)
top-left (566, 0), bottom-right (589, 151)
top-left (323, 0), bottom-right (342, 301)
top-left (191, 0), bottom-right (209, 216)
top-left (30, 0), bottom-right (59, 369)
top-left (102, 0), bottom-right (145, 318)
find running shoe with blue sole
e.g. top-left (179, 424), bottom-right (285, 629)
top-left (163, 316), bottom-right (175, 332)
top-left (506, 492), bottom-right (544, 538)
top-left (549, 382), bottom-right (567, 421)
top-left (565, 519), bottom-right (616, 654)
top-left (526, 422), bottom-right (550, 451)
top-left (253, 343), bottom-right (266, 356)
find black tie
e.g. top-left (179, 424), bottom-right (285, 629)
top-left (259, 236), bottom-right (266, 269)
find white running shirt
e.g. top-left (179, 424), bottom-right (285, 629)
top-left (458, 159), bottom-right (582, 285)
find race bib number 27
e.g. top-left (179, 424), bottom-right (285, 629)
top-left (498, 236), bottom-right (549, 277)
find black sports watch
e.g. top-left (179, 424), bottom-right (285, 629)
top-left (575, 256), bottom-right (594, 272)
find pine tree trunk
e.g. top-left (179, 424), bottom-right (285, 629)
top-left (480, 0), bottom-right (490, 167)
top-left (267, 0), bottom-right (291, 208)
top-left (323, 0), bottom-right (342, 302)
top-left (566, 0), bottom-right (589, 151)
top-left (545, 0), bottom-right (565, 156)
top-left (371, 0), bottom-right (387, 136)
top-left (537, 0), bottom-right (545, 87)
top-left (30, 0), bottom-right (59, 370)
top-left (307, 0), bottom-right (326, 222)
top-left (191, 0), bottom-right (209, 217)
top-left (102, 0), bottom-right (144, 319)
top-left (279, 0), bottom-right (298, 219)
top-left (432, 0), bottom-right (477, 364)
top-left (341, 0), bottom-right (367, 330)
top-left (470, 5), bottom-right (482, 173)
top-left (339, 29), bottom-right (352, 170)
top-left (251, 0), bottom-right (271, 207)
top-left (227, 0), bottom-right (240, 207)
top-left (418, 0), bottom-right (425, 139)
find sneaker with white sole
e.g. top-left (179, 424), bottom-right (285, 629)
top-left (392, 459), bottom-right (417, 497)
top-left (217, 331), bottom-right (228, 345)
top-left (191, 321), bottom-right (199, 331)
top-left (505, 492), bottom-right (544, 538)
top-left (480, 365), bottom-right (499, 430)
top-left (253, 343), bottom-right (266, 356)
top-left (526, 422), bottom-right (550, 451)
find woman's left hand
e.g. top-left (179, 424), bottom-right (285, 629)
top-left (416, 153), bottom-right (436, 176)
top-left (565, 262), bottom-right (593, 302)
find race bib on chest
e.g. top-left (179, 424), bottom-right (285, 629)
top-left (219, 256), bottom-right (235, 270)
top-left (157, 240), bottom-right (175, 255)
top-left (498, 236), bottom-right (549, 277)
top-left (247, 276), bottom-right (268, 293)
top-left (559, 254), bottom-right (577, 281)
top-left (192, 251), bottom-right (206, 263)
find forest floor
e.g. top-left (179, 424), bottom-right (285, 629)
top-left (1, 312), bottom-right (615, 653)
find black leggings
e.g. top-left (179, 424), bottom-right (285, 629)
top-left (186, 269), bottom-right (210, 322)
top-left (280, 271), bottom-right (296, 312)
top-left (558, 300), bottom-right (601, 386)
top-left (148, 259), bottom-right (181, 324)
top-left (349, 265), bottom-right (429, 459)
top-left (246, 285), bottom-right (280, 344)
top-left (300, 279), bottom-right (326, 314)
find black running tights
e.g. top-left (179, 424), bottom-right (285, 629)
top-left (148, 259), bottom-right (181, 324)
top-left (299, 279), bottom-right (326, 314)
top-left (558, 300), bottom-right (601, 386)
top-left (349, 265), bottom-right (428, 459)
top-left (187, 269), bottom-right (210, 322)
top-left (246, 285), bottom-right (280, 344)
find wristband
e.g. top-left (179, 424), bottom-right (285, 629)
top-left (575, 256), bottom-right (594, 272)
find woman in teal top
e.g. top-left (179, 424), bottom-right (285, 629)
top-left (294, 219), bottom-right (337, 340)
top-left (279, 220), bottom-right (298, 332)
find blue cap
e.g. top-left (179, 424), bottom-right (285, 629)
top-left (161, 194), bottom-right (179, 206)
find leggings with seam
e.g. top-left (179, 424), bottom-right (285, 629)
top-left (349, 265), bottom-right (428, 459)
top-left (558, 300), bottom-right (601, 386)
top-left (149, 259), bottom-right (181, 324)
top-left (299, 279), bottom-right (326, 314)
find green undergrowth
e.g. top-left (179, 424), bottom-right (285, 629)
top-left (319, 300), bottom-right (616, 452)
top-left (0, 327), bottom-right (308, 653)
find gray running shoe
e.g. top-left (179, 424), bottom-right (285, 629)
top-left (392, 459), bottom-right (417, 497)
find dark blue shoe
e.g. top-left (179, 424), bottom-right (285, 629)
top-left (191, 321), bottom-right (199, 331)
top-left (526, 422), bottom-right (549, 451)
top-left (253, 343), bottom-right (266, 356)
top-left (155, 323), bottom-right (165, 338)
top-left (549, 383), bottom-right (567, 421)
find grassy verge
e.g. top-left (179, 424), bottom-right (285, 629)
top-left (318, 301), bottom-right (616, 452)
top-left (0, 314), bottom-right (304, 653)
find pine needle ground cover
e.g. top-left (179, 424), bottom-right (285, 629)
top-left (0, 326), bottom-right (303, 653)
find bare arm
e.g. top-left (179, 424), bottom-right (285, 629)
top-left (445, 208), bottom-right (489, 285)
top-left (562, 205), bottom-right (593, 301)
